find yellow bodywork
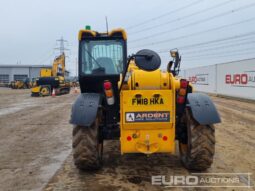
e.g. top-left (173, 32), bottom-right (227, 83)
top-left (39, 54), bottom-right (65, 78)
top-left (40, 69), bottom-right (52, 77)
top-left (10, 80), bottom-right (31, 89)
top-left (120, 63), bottom-right (180, 155)
top-left (13, 81), bottom-right (25, 89)
top-left (120, 90), bottom-right (175, 154)
top-left (78, 28), bottom-right (127, 40)
top-left (31, 86), bottom-right (40, 93)
top-left (31, 86), bottom-right (50, 96)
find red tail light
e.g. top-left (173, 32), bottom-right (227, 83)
top-left (127, 136), bottom-right (132, 141)
top-left (104, 81), bottom-right (112, 90)
top-left (103, 80), bottom-right (115, 105)
top-left (177, 96), bottom-right (185, 104)
top-left (180, 79), bottom-right (188, 88)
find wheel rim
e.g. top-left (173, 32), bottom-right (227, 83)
top-left (40, 87), bottom-right (50, 96)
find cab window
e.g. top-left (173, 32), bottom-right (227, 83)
top-left (81, 40), bottom-right (124, 75)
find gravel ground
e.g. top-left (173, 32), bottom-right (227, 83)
top-left (0, 87), bottom-right (254, 191)
top-left (0, 88), bottom-right (76, 191)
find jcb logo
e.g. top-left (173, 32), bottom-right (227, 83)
top-left (132, 98), bottom-right (164, 105)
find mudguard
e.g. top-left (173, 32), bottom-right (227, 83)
top-left (187, 93), bottom-right (221, 125)
top-left (70, 93), bottom-right (101, 126)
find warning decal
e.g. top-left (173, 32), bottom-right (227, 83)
top-left (125, 111), bottom-right (170, 123)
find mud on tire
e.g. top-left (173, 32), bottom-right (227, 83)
top-left (72, 118), bottom-right (103, 170)
top-left (179, 109), bottom-right (215, 171)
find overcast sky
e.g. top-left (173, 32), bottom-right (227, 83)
top-left (0, 0), bottom-right (255, 75)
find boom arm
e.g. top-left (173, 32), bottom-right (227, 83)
top-left (52, 53), bottom-right (65, 77)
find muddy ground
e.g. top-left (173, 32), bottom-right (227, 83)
top-left (0, 87), bottom-right (254, 191)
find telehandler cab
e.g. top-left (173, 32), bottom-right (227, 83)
top-left (70, 27), bottom-right (221, 171)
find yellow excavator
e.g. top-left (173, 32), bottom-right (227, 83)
top-left (31, 53), bottom-right (70, 96)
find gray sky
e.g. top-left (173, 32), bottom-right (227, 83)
top-left (0, 0), bottom-right (255, 75)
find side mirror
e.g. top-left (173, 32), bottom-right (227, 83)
top-left (135, 49), bottom-right (161, 72)
top-left (170, 49), bottom-right (178, 58)
top-left (169, 49), bottom-right (181, 76)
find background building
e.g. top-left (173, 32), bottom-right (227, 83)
top-left (0, 65), bottom-right (69, 85)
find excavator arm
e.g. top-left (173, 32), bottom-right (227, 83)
top-left (52, 53), bottom-right (65, 77)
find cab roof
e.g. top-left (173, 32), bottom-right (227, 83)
top-left (78, 28), bottom-right (127, 41)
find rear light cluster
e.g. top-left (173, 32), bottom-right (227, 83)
top-left (103, 81), bottom-right (115, 105)
top-left (126, 135), bottom-right (168, 141)
top-left (127, 136), bottom-right (132, 141)
top-left (162, 136), bottom-right (168, 141)
top-left (177, 79), bottom-right (188, 104)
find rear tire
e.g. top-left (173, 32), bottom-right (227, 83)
top-left (72, 118), bottom-right (103, 170)
top-left (179, 109), bottom-right (215, 171)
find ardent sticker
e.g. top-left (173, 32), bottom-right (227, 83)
top-left (125, 111), bottom-right (170, 123)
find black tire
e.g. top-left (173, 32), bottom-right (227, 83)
top-left (72, 118), bottom-right (103, 170)
top-left (179, 109), bottom-right (215, 171)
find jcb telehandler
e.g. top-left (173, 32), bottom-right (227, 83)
top-left (70, 28), bottom-right (221, 171)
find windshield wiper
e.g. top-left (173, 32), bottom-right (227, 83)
top-left (84, 48), bottom-right (103, 69)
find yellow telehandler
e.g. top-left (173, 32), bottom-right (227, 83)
top-left (70, 28), bottom-right (221, 171)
